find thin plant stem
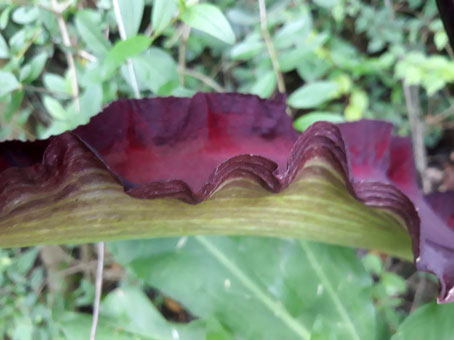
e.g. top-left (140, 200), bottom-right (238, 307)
top-left (182, 68), bottom-right (225, 92)
top-left (178, 25), bottom-right (191, 86)
top-left (51, 0), bottom-right (80, 112)
top-left (258, 0), bottom-right (286, 93)
top-left (403, 84), bottom-right (430, 193)
top-left (112, 0), bottom-right (141, 98)
top-left (385, 0), bottom-right (429, 192)
top-left (90, 242), bottom-right (105, 340)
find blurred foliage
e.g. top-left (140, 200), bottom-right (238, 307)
top-left (0, 248), bottom-right (62, 339)
top-left (1, 0), bottom-right (454, 339)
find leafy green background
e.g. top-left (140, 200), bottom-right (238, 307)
top-left (1, 0), bottom-right (454, 339)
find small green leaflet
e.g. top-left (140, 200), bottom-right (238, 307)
top-left (181, 4), bottom-right (236, 44)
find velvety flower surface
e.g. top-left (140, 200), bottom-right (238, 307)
top-left (0, 92), bottom-right (453, 302)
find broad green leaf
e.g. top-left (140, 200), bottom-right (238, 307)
top-left (126, 47), bottom-right (179, 94)
top-left (273, 15), bottom-right (312, 50)
top-left (392, 302), bottom-right (454, 340)
top-left (43, 73), bottom-right (71, 95)
top-left (395, 52), bottom-right (454, 95)
top-left (101, 287), bottom-right (205, 340)
top-left (434, 31), bottom-right (448, 50)
top-left (40, 120), bottom-right (72, 139)
top-left (313, 0), bottom-right (339, 8)
top-left (230, 33), bottom-right (264, 60)
top-left (75, 10), bottom-right (111, 57)
top-left (4, 90), bottom-right (24, 121)
top-left (361, 253), bottom-right (383, 276)
top-left (0, 33), bottom-right (9, 58)
top-left (9, 27), bottom-right (27, 53)
top-left (100, 35), bottom-right (152, 80)
top-left (43, 96), bottom-right (67, 120)
top-left (109, 237), bottom-right (376, 340)
top-left (288, 81), bottom-right (339, 109)
top-left (152, 0), bottom-right (177, 34)
top-left (344, 90), bottom-right (368, 121)
top-left (14, 247), bottom-right (39, 275)
top-left (20, 52), bottom-right (47, 83)
top-left (11, 5), bottom-right (39, 24)
top-left (58, 287), bottom-right (206, 340)
top-left (279, 47), bottom-right (312, 72)
top-left (250, 70), bottom-right (276, 98)
top-left (296, 55), bottom-right (331, 82)
top-left (79, 83), bottom-right (103, 122)
top-left (59, 313), bottom-right (142, 340)
top-left (279, 34), bottom-right (328, 72)
top-left (294, 112), bottom-right (344, 131)
top-left (181, 4), bottom-right (236, 44)
top-left (380, 272), bottom-right (407, 297)
top-left (116, 0), bottom-right (144, 38)
top-left (0, 6), bottom-right (12, 30)
top-left (0, 71), bottom-right (20, 97)
top-left (12, 317), bottom-right (33, 340)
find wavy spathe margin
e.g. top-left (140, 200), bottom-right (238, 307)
top-left (339, 121), bottom-right (454, 302)
top-left (0, 92), bottom-right (453, 302)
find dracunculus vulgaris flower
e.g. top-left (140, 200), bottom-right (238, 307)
top-left (1, 93), bottom-right (453, 302)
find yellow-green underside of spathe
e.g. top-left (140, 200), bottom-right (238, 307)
top-left (0, 159), bottom-right (412, 260)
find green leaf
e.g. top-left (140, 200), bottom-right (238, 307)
top-left (110, 237), bottom-right (375, 340)
top-left (14, 248), bottom-right (39, 275)
top-left (313, 0), bottom-right (339, 8)
top-left (181, 4), bottom-right (236, 44)
top-left (296, 54), bottom-right (331, 82)
top-left (279, 34), bottom-right (328, 72)
top-left (152, 0), bottom-right (177, 34)
top-left (380, 272), bottom-right (407, 296)
top-left (0, 6), bottom-right (12, 30)
top-left (79, 84), bottom-right (103, 122)
top-left (230, 33), bottom-right (264, 61)
top-left (0, 33), bottom-right (9, 58)
top-left (294, 112), bottom-right (344, 131)
top-left (434, 31), bottom-right (448, 50)
top-left (273, 15), bottom-right (312, 50)
top-left (58, 313), bottom-right (141, 340)
top-left (4, 90), bottom-right (24, 121)
top-left (58, 287), bottom-right (206, 340)
top-left (43, 96), bottom-right (67, 120)
top-left (40, 120), bottom-right (72, 139)
top-left (288, 81), bottom-right (339, 109)
top-left (250, 70), bottom-right (276, 98)
top-left (0, 71), bottom-right (20, 97)
top-left (344, 90), bottom-right (368, 121)
top-left (116, 0), bottom-right (144, 38)
top-left (95, 35), bottom-right (151, 81)
top-left (125, 47), bottom-right (179, 94)
top-left (361, 253), bottom-right (383, 276)
top-left (101, 287), bottom-right (205, 340)
top-left (11, 5), bottom-right (39, 24)
top-left (75, 10), bottom-right (111, 57)
top-left (392, 302), bottom-right (454, 340)
top-left (20, 52), bottom-right (48, 83)
top-left (43, 73), bottom-right (71, 95)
